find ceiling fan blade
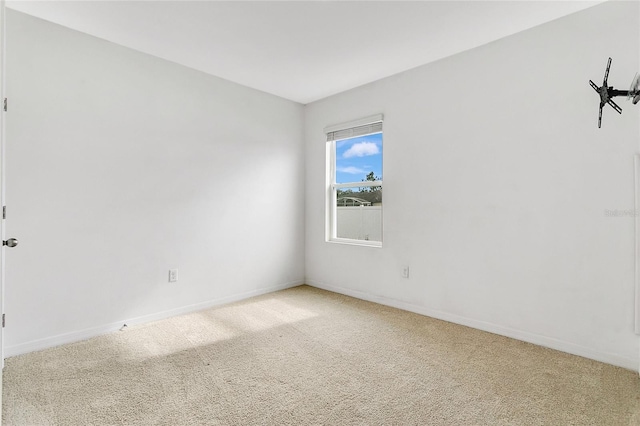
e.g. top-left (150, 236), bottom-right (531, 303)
top-left (589, 80), bottom-right (600, 93)
top-left (607, 99), bottom-right (622, 114)
top-left (598, 103), bottom-right (603, 128)
top-left (603, 57), bottom-right (612, 86)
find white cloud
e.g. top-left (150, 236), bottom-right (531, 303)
top-left (337, 166), bottom-right (366, 174)
top-left (343, 142), bottom-right (379, 158)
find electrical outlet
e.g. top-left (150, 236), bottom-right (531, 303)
top-left (169, 269), bottom-right (178, 283)
top-left (402, 266), bottom-right (410, 279)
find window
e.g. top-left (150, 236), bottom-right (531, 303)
top-left (325, 115), bottom-right (383, 246)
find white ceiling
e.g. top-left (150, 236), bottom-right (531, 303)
top-left (7, 1), bottom-right (603, 104)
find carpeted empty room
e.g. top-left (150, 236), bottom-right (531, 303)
top-left (2, 286), bottom-right (639, 425)
top-left (3, 1), bottom-right (640, 425)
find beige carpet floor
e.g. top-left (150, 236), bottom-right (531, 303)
top-left (2, 285), bottom-right (640, 425)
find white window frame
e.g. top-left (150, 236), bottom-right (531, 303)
top-left (325, 115), bottom-right (383, 247)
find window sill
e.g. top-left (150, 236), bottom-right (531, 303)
top-left (326, 238), bottom-right (382, 248)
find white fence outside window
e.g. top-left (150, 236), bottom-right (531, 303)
top-left (336, 206), bottom-right (382, 242)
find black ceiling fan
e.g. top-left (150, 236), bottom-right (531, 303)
top-left (589, 57), bottom-right (640, 128)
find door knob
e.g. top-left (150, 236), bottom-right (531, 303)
top-left (3, 238), bottom-right (18, 248)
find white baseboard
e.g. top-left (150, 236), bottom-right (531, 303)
top-left (5, 280), bottom-right (304, 358)
top-left (306, 279), bottom-right (639, 372)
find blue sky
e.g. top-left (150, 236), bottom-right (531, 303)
top-left (335, 132), bottom-right (382, 184)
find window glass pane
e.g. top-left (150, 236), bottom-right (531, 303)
top-left (336, 187), bottom-right (382, 242)
top-left (335, 132), bottom-right (382, 184)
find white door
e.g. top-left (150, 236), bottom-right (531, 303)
top-left (0, 0), bottom-right (6, 419)
top-left (635, 154), bottom-right (640, 335)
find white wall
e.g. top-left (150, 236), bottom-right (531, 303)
top-left (4, 10), bottom-right (305, 355)
top-left (5, 2), bottom-right (640, 371)
top-left (305, 1), bottom-right (640, 370)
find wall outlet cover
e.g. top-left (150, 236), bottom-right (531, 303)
top-left (402, 266), bottom-right (410, 278)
